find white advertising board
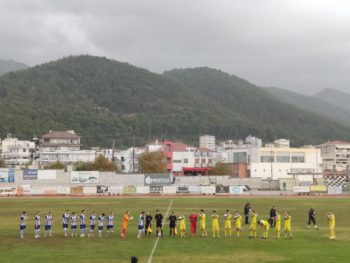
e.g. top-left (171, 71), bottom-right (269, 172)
top-left (71, 171), bottom-right (99, 184)
top-left (200, 185), bottom-right (215, 194)
top-left (57, 186), bottom-right (71, 194)
top-left (293, 186), bottom-right (310, 193)
top-left (136, 186), bottom-right (150, 194)
top-left (38, 170), bottom-right (57, 180)
top-left (163, 186), bottom-right (176, 194)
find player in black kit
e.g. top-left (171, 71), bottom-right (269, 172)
top-left (168, 211), bottom-right (177, 237)
top-left (307, 208), bottom-right (318, 229)
top-left (145, 211), bottom-right (153, 237)
top-left (154, 209), bottom-right (163, 237)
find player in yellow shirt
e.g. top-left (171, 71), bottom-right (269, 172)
top-left (274, 211), bottom-right (281, 239)
top-left (249, 209), bottom-right (257, 238)
top-left (258, 220), bottom-right (270, 239)
top-left (234, 211), bottom-right (242, 237)
top-left (178, 213), bottom-right (186, 238)
top-left (224, 210), bottom-right (232, 238)
top-left (327, 211), bottom-right (336, 240)
top-left (284, 211), bottom-right (292, 239)
top-left (199, 209), bottom-right (207, 238)
top-left (211, 210), bottom-right (220, 238)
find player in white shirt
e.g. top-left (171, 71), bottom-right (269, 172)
top-left (106, 212), bottom-right (114, 237)
top-left (70, 212), bottom-right (78, 237)
top-left (34, 211), bottom-right (41, 239)
top-left (62, 210), bottom-right (70, 237)
top-left (88, 211), bottom-right (97, 237)
top-left (80, 210), bottom-right (87, 237)
top-left (44, 212), bottom-right (53, 237)
top-left (19, 211), bottom-right (28, 239)
top-left (98, 213), bottom-right (105, 238)
top-left (137, 212), bottom-right (146, 239)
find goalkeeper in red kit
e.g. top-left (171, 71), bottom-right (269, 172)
top-left (189, 210), bottom-right (198, 236)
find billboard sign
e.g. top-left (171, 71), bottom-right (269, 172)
top-left (144, 173), bottom-right (171, 186)
top-left (123, 185), bottom-right (137, 194)
top-left (71, 171), bottom-right (99, 184)
top-left (293, 186), bottom-right (310, 193)
top-left (176, 185), bottom-right (189, 193)
top-left (310, 185), bottom-right (327, 192)
top-left (0, 168), bottom-right (15, 183)
top-left (229, 186), bottom-right (244, 194)
top-left (215, 185), bottom-right (229, 193)
top-left (23, 169), bottom-right (38, 180)
top-left (189, 186), bottom-right (202, 194)
top-left (150, 185), bottom-right (163, 194)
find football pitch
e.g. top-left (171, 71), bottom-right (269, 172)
top-left (1, 196), bottom-right (349, 263)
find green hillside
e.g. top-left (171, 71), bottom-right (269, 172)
top-left (265, 87), bottom-right (350, 126)
top-left (0, 55), bottom-right (349, 147)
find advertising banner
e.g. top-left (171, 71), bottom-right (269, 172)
top-left (0, 168), bottom-right (15, 183)
top-left (123, 185), bottom-right (137, 194)
top-left (176, 185), bottom-right (189, 193)
top-left (23, 169), bottom-right (38, 180)
top-left (150, 185), bottom-right (163, 194)
top-left (328, 186), bottom-right (342, 195)
top-left (215, 185), bottom-right (229, 193)
top-left (310, 185), bottom-right (327, 192)
top-left (229, 186), bottom-right (244, 194)
top-left (163, 186), bottom-right (176, 194)
top-left (144, 173), bottom-right (171, 186)
top-left (0, 187), bottom-right (17, 195)
top-left (71, 171), bottom-right (99, 184)
top-left (293, 186), bottom-right (310, 193)
top-left (201, 186), bottom-right (215, 194)
top-left (189, 186), bottom-right (202, 194)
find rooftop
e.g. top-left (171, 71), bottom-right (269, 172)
top-left (41, 130), bottom-right (80, 139)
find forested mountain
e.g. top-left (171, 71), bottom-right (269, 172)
top-left (265, 87), bottom-right (350, 126)
top-left (0, 59), bottom-right (28, 75)
top-left (313, 88), bottom-right (350, 110)
top-left (0, 55), bottom-right (349, 148)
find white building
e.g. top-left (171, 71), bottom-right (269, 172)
top-left (39, 130), bottom-right (89, 164)
top-left (319, 141), bottom-right (350, 174)
top-left (114, 147), bottom-right (144, 173)
top-left (249, 146), bottom-right (322, 180)
top-left (199, 135), bottom-right (216, 151)
top-left (0, 134), bottom-right (36, 165)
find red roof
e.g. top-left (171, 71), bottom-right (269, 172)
top-left (42, 131), bottom-right (80, 139)
top-left (197, 147), bottom-right (215, 152)
top-left (172, 142), bottom-right (190, 152)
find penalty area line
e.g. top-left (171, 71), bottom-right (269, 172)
top-left (147, 199), bottom-right (173, 263)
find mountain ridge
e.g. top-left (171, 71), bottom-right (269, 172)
top-left (0, 55), bottom-right (349, 147)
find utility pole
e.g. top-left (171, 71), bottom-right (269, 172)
top-left (112, 139), bottom-right (115, 162)
top-left (132, 133), bottom-right (135, 173)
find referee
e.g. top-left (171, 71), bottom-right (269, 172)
top-left (307, 208), bottom-right (318, 229)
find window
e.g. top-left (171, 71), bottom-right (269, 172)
top-left (195, 158), bottom-right (200, 163)
top-left (173, 160), bottom-right (182, 163)
top-left (260, 152), bottom-right (274, 163)
top-left (201, 159), bottom-right (206, 163)
top-left (291, 152), bottom-right (305, 163)
top-left (276, 152), bottom-right (290, 163)
top-left (166, 157), bottom-right (171, 164)
top-left (233, 152), bottom-right (247, 163)
top-left (208, 159), bottom-right (213, 163)
top-left (165, 144), bottom-right (171, 152)
top-left (184, 158), bottom-right (188, 163)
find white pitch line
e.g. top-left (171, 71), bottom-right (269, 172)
top-left (147, 199), bottom-right (173, 263)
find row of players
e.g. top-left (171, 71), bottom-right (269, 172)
top-left (19, 208), bottom-right (336, 240)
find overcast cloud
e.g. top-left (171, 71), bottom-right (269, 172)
top-left (1, 0), bottom-right (349, 94)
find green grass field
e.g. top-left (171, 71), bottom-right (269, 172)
top-left (0, 196), bottom-right (349, 263)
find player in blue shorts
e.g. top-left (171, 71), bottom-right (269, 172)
top-left (80, 210), bottom-right (87, 237)
top-left (62, 210), bottom-right (70, 237)
top-left (44, 211), bottom-right (53, 237)
top-left (34, 211), bottom-right (41, 239)
top-left (106, 211), bottom-right (114, 237)
top-left (19, 211), bottom-right (28, 239)
top-left (88, 211), bottom-right (97, 237)
top-left (70, 212), bottom-right (78, 237)
top-left (98, 213), bottom-right (105, 238)
top-left (137, 211), bottom-right (146, 239)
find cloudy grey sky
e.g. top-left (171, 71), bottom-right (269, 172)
top-left (1, 0), bottom-right (349, 94)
